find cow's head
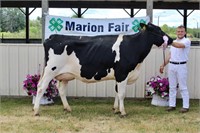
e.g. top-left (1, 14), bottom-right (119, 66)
top-left (140, 22), bottom-right (173, 47)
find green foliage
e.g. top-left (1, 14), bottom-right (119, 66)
top-left (161, 24), bottom-right (200, 41)
top-left (29, 17), bottom-right (42, 38)
top-left (0, 17), bottom-right (42, 38)
top-left (0, 8), bottom-right (41, 38)
top-left (1, 31), bottom-right (25, 38)
top-left (0, 8), bottom-right (25, 32)
top-left (161, 24), bottom-right (176, 39)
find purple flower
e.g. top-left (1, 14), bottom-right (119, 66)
top-left (146, 76), bottom-right (169, 98)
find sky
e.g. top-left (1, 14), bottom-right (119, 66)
top-left (29, 8), bottom-right (200, 28)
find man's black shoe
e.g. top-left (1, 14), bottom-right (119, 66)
top-left (179, 108), bottom-right (189, 113)
top-left (166, 107), bottom-right (176, 112)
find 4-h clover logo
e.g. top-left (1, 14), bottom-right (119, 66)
top-left (132, 19), bottom-right (146, 32)
top-left (48, 18), bottom-right (63, 32)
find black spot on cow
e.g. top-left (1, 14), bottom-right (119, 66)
top-left (52, 66), bottom-right (57, 71)
top-left (107, 68), bottom-right (111, 73)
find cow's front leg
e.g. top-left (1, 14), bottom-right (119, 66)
top-left (33, 75), bottom-right (53, 116)
top-left (58, 80), bottom-right (71, 112)
top-left (117, 79), bottom-right (127, 117)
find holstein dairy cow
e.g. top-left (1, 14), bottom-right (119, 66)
top-left (34, 23), bottom-right (173, 116)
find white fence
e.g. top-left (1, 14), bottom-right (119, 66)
top-left (0, 44), bottom-right (199, 99)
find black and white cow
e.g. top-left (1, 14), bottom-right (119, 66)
top-left (33, 23), bottom-right (173, 116)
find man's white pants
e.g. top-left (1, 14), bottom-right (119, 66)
top-left (168, 63), bottom-right (189, 108)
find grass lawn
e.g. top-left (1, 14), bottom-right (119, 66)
top-left (0, 97), bottom-right (199, 133)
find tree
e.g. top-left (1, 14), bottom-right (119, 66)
top-left (161, 24), bottom-right (176, 39)
top-left (161, 24), bottom-right (169, 33)
top-left (29, 17), bottom-right (42, 38)
top-left (0, 8), bottom-right (25, 32)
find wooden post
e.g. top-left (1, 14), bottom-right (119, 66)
top-left (130, 8), bottom-right (134, 18)
top-left (146, 0), bottom-right (153, 22)
top-left (42, 0), bottom-right (49, 43)
top-left (25, 7), bottom-right (29, 43)
top-left (77, 8), bottom-right (82, 18)
top-left (0, 4), bottom-right (1, 46)
top-left (183, 9), bottom-right (187, 32)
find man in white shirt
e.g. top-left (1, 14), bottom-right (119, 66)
top-left (160, 25), bottom-right (191, 113)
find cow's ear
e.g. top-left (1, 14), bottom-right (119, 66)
top-left (140, 23), bottom-right (147, 30)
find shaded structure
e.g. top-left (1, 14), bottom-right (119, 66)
top-left (1, 0), bottom-right (200, 43)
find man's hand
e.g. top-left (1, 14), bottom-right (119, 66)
top-left (160, 66), bottom-right (164, 73)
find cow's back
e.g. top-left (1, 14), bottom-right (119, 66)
top-left (44, 34), bottom-right (120, 81)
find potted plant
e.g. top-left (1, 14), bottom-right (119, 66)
top-left (146, 76), bottom-right (169, 106)
top-left (23, 74), bottom-right (59, 105)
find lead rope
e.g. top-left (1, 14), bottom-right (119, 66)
top-left (163, 47), bottom-right (167, 77)
top-left (162, 35), bottom-right (168, 78)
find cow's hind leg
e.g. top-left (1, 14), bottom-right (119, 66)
top-left (58, 80), bottom-right (71, 112)
top-left (113, 84), bottom-right (120, 114)
top-left (33, 73), bottom-right (54, 116)
top-left (117, 79), bottom-right (128, 117)
top-left (113, 93), bottom-right (120, 114)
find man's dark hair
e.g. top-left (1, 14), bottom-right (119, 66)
top-left (177, 25), bottom-right (185, 29)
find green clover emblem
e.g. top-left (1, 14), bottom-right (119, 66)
top-left (132, 19), bottom-right (146, 32)
top-left (48, 18), bottom-right (63, 32)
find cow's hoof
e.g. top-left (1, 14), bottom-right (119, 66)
top-left (64, 108), bottom-right (71, 112)
top-left (34, 113), bottom-right (40, 116)
top-left (114, 110), bottom-right (121, 114)
top-left (112, 108), bottom-right (120, 114)
top-left (120, 114), bottom-right (127, 118)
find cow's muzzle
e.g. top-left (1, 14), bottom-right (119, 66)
top-left (162, 35), bottom-right (169, 50)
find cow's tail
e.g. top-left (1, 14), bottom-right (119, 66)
top-left (115, 84), bottom-right (118, 93)
top-left (43, 38), bottom-right (49, 67)
top-left (42, 57), bottom-right (46, 78)
top-left (40, 38), bottom-right (49, 79)
top-left (37, 54), bottom-right (46, 82)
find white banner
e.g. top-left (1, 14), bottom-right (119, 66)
top-left (45, 15), bottom-right (150, 39)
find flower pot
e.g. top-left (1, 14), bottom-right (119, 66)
top-left (151, 94), bottom-right (169, 106)
top-left (32, 96), bottom-right (54, 105)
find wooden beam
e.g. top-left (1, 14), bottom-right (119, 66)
top-left (146, 0), bottom-right (153, 22)
top-left (42, 0), bottom-right (49, 43)
top-left (1, 1), bottom-right (199, 10)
